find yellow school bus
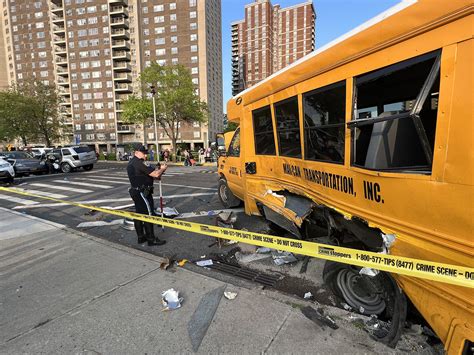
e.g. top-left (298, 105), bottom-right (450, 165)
top-left (218, 1), bottom-right (473, 353)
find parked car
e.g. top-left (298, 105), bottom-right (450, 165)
top-left (0, 158), bottom-right (15, 183)
top-left (0, 151), bottom-right (48, 176)
top-left (52, 146), bottom-right (97, 173)
top-left (31, 147), bottom-right (52, 159)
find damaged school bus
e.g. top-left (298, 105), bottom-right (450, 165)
top-left (218, 0), bottom-right (473, 353)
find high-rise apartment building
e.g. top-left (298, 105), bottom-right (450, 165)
top-left (0, 0), bottom-right (223, 152)
top-left (231, 0), bottom-right (315, 95)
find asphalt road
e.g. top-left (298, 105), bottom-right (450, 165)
top-left (0, 162), bottom-right (244, 261)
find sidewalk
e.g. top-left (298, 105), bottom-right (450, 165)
top-left (0, 208), bottom-right (425, 354)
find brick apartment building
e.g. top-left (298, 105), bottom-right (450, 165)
top-left (0, 0), bottom-right (223, 152)
top-left (231, 0), bottom-right (315, 95)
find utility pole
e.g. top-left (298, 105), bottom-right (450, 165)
top-left (150, 85), bottom-right (159, 161)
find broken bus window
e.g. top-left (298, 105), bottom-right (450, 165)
top-left (253, 105), bottom-right (276, 156)
top-left (274, 96), bottom-right (301, 158)
top-left (303, 80), bottom-right (346, 164)
top-left (350, 50), bottom-right (441, 173)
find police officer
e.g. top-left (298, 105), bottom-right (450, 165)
top-left (127, 145), bottom-right (168, 246)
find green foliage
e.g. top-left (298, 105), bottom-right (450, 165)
top-left (0, 79), bottom-right (65, 146)
top-left (224, 122), bottom-right (239, 133)
top-left (139, 64), bottom-right (208, 157)
top-left (121, 95), bottom-right (153, 144)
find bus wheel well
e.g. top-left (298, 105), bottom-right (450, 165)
top-left (303, 207), bottom-right (385, 252)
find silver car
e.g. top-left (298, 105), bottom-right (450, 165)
top-left (0, 158), bottom-right (15, 183)
top-left (52, 146), bottom-right (97, 173)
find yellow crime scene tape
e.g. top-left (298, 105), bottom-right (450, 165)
top-left (1, 186), bottom-right (473, 288)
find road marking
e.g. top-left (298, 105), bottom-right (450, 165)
top-left (82, 169), bottom-right (108, 174)
top-left (12, 192), bottom-right (216, 210)
top-left (9, 187), bottom-right (67, 199)
top-left (30, 183), bottom-right (92, 193)
top-left (52, 180), bottom-right (113, 189)
top-left (75, 178), bottom-right (129, 185)
top-left (0, 194), bottom-right (39, 205)
top-left (161, 183), bottom-right (217, 191)
top-left (92, 175), bottom-right (130, 181)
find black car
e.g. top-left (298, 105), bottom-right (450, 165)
top-left (0, 151), bottom-right (48, 176)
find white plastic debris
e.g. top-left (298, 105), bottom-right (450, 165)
top-left (256, 247), bottom-right (272, 254)
top-left (77, 219), bottom-right (124, 228)
top-left (224, 291), bottom-right (237, 300)
top-left (272, 251), bottom-right (298, 265)
top-left (196, 259), bottom-right (213, 267)
top-left (304, 292), bottom-right (313, 299)
top-left (155, 207), bottom-right (179, 217)
top-left (381, 233), bottom-right (396, 248)
top-left (359, 267), bottom-right (379, 277)
top-left (161, 288), bottom-right (183, 310)
top-left (342, 302), bottom-right (352, 311)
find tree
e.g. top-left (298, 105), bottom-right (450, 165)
top-left (0, 91), bottom-right (35, 146)
top-left (224, 122), bottom-right (239, 133)
top-left (140, 64), bottom-right (208, 158)
top-left (121, 95), bottom-right (153, 145)
top-left (0, 79), bottom-right (66, 147)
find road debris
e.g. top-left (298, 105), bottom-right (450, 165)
top-left (196, 259), bottom-right (213, 267)
top-left (84, 209), bottom-right (99, 216)
top-left (301, 306), bottom-right (339, 330)
top-left (272, 250), bottom-right (298, 265)
top-left (161, 288), bottom-right (183, 311)
top-left (235, 251), bottom-right (272, 264)
top-left (177, 259), bottom-right (188, 267)
top-left (256, 247), bottom-right (272, 253)
top-left (160, 257), bottom-right (171, 270)
top-left (155, 207), bottom-right (179, 217)
top-left (188, 286), bottom-right (225, 352)
top-left (304, 292), bottom-right (313, 299)
top-left (77, 219), bottom-right (124, 228)
top-left (224, 291), bottom-right (237, 300)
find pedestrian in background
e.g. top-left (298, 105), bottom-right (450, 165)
top-left (163, 149), bottom-right (170, 162)
top-left (149, 148), bottom-right (155, 161)
top-left (127, 145), bottom-right (167, 246)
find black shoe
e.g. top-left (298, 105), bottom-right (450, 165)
top-left (147, 239), bottom-right (166, 246)
top-left (137, 236), bottom-right (147, 244)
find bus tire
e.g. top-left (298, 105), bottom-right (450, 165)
top-left (218, 178), bottom-right (240, 208)
top-left (323, 260), bottom-right (406, 348)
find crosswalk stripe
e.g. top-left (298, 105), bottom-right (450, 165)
top-left (52, 180), bottom-right (112, 189)
top-left (30, 183), bottom-right (92, 194)
top-left (0, 194), bottom-right (38, 205)
top-left (75, 177), bottom-right (129, 185)
top-left (161, 183), bottom-right (217, 191)
top-left (92, 175), bottom-right (129, 181)
top-left (12, 192), bottom-right (216, 210)
top-left (9, 187), bottom-right (67, 199)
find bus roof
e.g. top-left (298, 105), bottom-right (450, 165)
top-left (229, 0), bottom-right (473, 111)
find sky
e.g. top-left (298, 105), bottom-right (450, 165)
top-left (220, 0), bottom-right (401, 112)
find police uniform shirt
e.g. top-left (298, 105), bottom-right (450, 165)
top-left (127, 156), bottom-right (155, 188)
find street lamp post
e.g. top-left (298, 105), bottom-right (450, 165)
top-left (150, 85), bottom-right (159, 161)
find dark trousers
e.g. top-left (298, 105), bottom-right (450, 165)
top-left (129, 188), bottom-right (156, 241)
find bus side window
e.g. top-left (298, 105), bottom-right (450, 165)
top-left (227, 128), bottom-right (241, 157)
top-left (274, 96), bottom-right (301, 158)
top-left (253, 105), bottom-right (276, 155)
top-left (303, 80), bottom-right (346, 164)
top-left (351, 50), bottom-right (441, 173)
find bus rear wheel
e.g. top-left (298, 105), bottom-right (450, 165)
top-left (323, 261), bottom-right (406, 348)
top-left (218, 178), bottom-right (240, 208)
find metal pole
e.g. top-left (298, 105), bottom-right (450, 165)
top-left (159, 179), bottom-right (164, 231)
top-left (152, 95), bottom-right (159, 162)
